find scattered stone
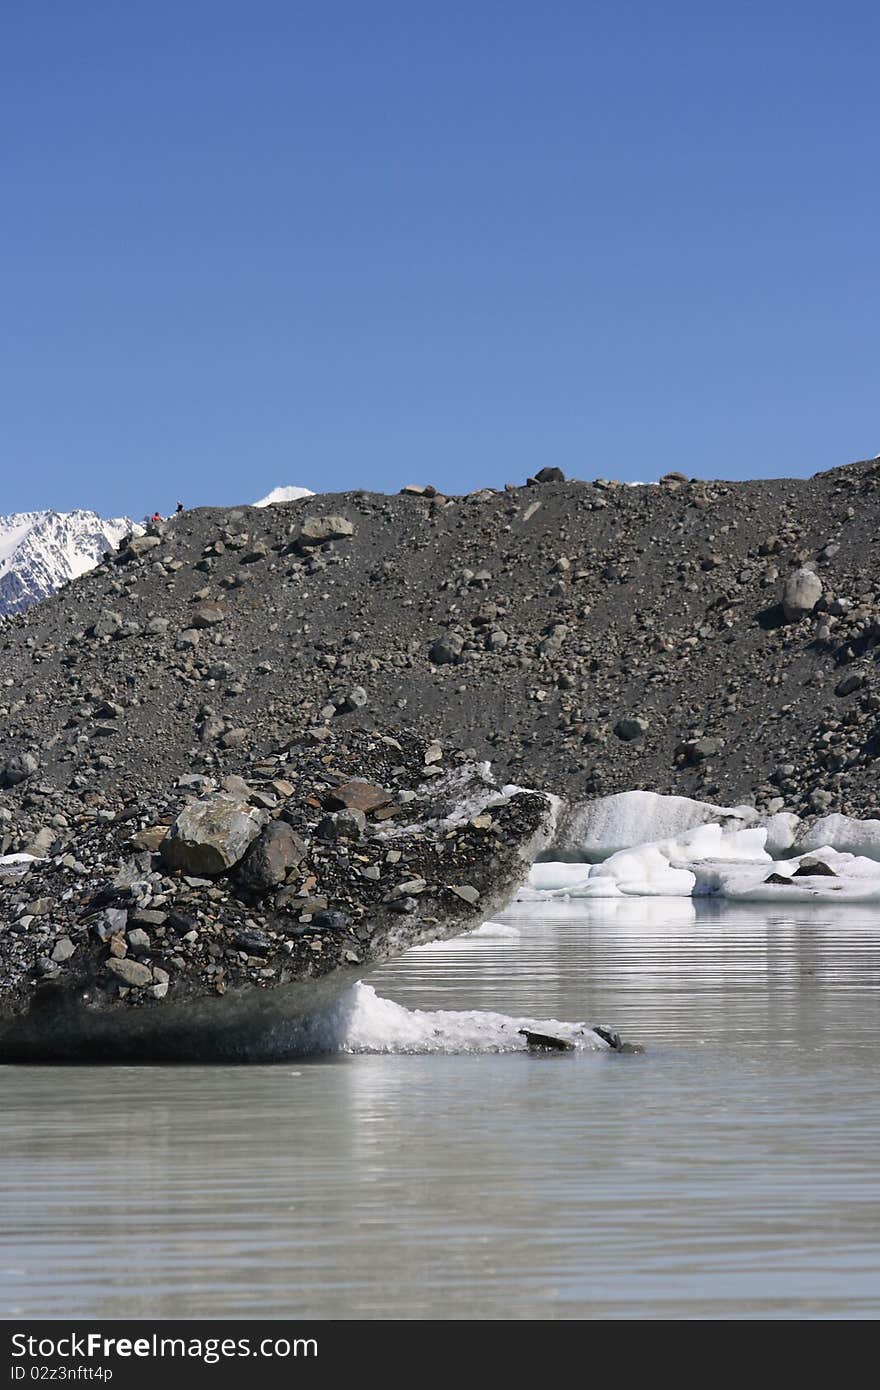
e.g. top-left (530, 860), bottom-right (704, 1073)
top-left (130, 826), bottom-right (169, 853)
top-left (106, 958), bottom-right (153, 988)
top-left (449, 884), bottom-right (480, 904)
top-left (835, 675), bottom-right (864, 697)
top-left (324, 780), bottom-right (391, 814)
top-left (614, 718), bottom-right (649, 742)
top-left (190, 602), bottom-right (228, 628)
top-left (316, 809), bottom-right (366, 840)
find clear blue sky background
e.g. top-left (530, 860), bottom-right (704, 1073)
top-left (2, 1), bottom-right (877, 518)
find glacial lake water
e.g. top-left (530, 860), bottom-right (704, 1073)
top-left (2, 899), bottom-right (879, 1320)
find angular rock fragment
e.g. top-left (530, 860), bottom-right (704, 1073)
top-left (324, 780), bottom-right (392, 814)
top-left (237, 822), bottom-right (307, 890)
top-left (160, 794), bottom-right (265, 876)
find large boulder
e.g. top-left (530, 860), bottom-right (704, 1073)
top-left (430, 631), bottom-right (464, 665)
top-left (528, 467), bottom-right (565, 484)
top-left (296, 516), bottom-right (354, 546)
top-left (236, 821), bottom-right (307, 890)
top-left (0, 751), bottom-right (39, 787)
top-left (160, 794), bottom-right (265, 876)
top-left (782, 568), bottom-right (822, 622)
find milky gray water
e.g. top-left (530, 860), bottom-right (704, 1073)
top-left (2, 899), bottom-right (879, 1320)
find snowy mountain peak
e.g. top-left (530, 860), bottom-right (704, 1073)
top-left (0, 508), bottom-right (134, 616)
top-left (253, 485), bottom-right (314, 507)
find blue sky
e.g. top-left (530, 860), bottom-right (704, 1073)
top-left (1, 1), bottom-right (877, 518)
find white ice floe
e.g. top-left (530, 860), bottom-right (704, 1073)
top-left (760, 811), bottom-right (801, 856)
top-left (554, 789), bottom-right (755, 861)
top-left (291, 983), bottom-right (613, 1054)
top-left (466, 920), bottom-right (521, 938)
top-left (552, 789), bottom-right (810, 862)
top-left (795, 813), bottom-right (880, 861)
top-left (523, 791), bottom-right (880, 905)
top-left (408, 919), bottom-right (522, 949)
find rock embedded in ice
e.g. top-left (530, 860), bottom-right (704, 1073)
top-left (0, 731), bottom-right (559, 1061)
top-left (236, 822), bottom-right (308, 890)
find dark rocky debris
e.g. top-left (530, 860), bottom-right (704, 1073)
top-left (0, 728), bottom-right (554, 1060)
top-left (0, 461), bottom-right (878, 834)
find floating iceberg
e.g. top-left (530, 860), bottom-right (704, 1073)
top-left (292, 982), bottom-right (615, 1055)
top-left (552, 789), bottom-right (754, 861)
top-left (523, 791), bottom-right (880, 905)
top-left (795, 814), bottom-right (880, 861)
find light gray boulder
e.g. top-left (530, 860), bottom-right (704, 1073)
top-left (160, 793), bottom-right (266, 876)
top-left (782, 568), bottom-right (822, 622)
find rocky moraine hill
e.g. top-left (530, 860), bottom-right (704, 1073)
top-left (1, 457), bottom-right (879, 848)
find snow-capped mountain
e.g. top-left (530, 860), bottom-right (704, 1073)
top-left (0, 509), bottom-right (134, 616)
top-left (253, 484), bottom-right (314, 507)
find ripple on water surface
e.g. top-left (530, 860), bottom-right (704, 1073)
top-left (1, 898), bottom-right (879, 1318)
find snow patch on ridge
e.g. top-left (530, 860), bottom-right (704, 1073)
top-left (253, 485), bottom-right (315, 507)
